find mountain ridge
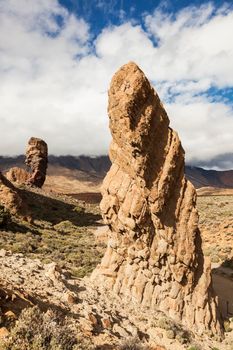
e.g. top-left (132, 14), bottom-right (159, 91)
top-left (0, 154), bottom-right (233, 189)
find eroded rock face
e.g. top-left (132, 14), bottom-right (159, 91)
top-left (92, 62), bottom-right (222, 335)
top-left (25, 137), bottom-right (48, 188)
top-left (0, 172), bottom-right (26, 216)
top-left (6, 167), bottom-right (30, 185)
top-left (6, 137), bottom-right (48, 188)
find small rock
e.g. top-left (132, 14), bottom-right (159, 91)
top-left (4, 310), bottom-right (17, 320)
top-left (176, 333), bottom-right (187, 344)
top-left (88, 313), bottom-right (98, 326)
top-left (45, 262), bottom-right (61, 281)
top-left (0, 249), bottom-right (7, 257)
top-left (113, 324), bottom-right (129, 337)
top-left (166, 329), bottom-right (176, 339)
top-left (102, 317), bottom-right (112, 329)
top-left (79, 317), bottom-right (93, 334)
top-left (0, 327), bottom-right (9, 338)
top-left (64, 293), bottom-right (76, 305)
top-left (147, 327), bottom-right (163, 340)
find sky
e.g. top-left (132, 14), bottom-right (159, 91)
top-left (0, 0), bottom-right (233, 169)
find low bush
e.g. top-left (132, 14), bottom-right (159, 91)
top-left (119, 337), bottom-right (148, 350)
top-left (1, 306), bottom-right (78, 350)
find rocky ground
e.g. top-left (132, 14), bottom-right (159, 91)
top-left (0, 185), bottom-right (233, 349)
top-left (0, 248), bottom-right (233, 350)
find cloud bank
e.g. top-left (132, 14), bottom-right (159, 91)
top-left (0, 0), bottom-right (233, 169)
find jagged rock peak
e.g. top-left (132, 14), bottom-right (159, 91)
top-left (92, 62), bottom-right (222, 335)
top-left (25, 137), bottom-right (48, 188)
top-left (6, 137), bottom-right (48, 188)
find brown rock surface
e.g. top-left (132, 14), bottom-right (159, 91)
top-left (25, 137), bottom-right (48, 188)
top-left (6, 167), bottom-right (30, 185)
top-left (5, 137), bottom-right (48, 188)
top-left (0, 249), bottom-right (230, 349)
top-left (0, 172), bottom-right (26, 216)
top-left (92, 62), bottom-right (222, 335)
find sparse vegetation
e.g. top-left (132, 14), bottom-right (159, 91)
top-left (155, 316), bottom-right (190, 344)
top-left (197, 195), bottom-right (233, 265)
top-left (0, 306), bottom-right (78, 350)
top-left (0, 188), bottom-right (104, 278)
top-left (119, 337), bottom-right (147, 350)
top-left (0, 185), bottom-right (233, 350)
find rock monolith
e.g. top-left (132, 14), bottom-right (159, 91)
top-left (92, 62), bottom-right (222, 335)
top-left (25, 137), bottom-right (48, 188)
top-left (6, 138), bottom-right (48, 188)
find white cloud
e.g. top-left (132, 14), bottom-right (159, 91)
top-left (145, 3), bottom-right (233, 86)
top-left (165, 98), bottom-right (233, 163)
top-left (0, 0), bottom-right (232, 169)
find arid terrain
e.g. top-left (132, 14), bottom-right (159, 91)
top-left (0, 63), bottom-right (233, 350)
top-left (197, 192), bottom-right (233, 317)
top-left (1, 155), bottom-right (233, 191)
top-left (0, 183), bottom-right (233, 350)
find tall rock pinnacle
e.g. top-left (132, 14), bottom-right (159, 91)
top-left (6, 137), bottom-right (48, 188)
top-left (25, 137), bottom-right (48, 188)
top-left (92, 62), bottom-right (222, 335)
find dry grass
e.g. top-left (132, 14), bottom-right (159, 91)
top-left (197, 194), bottom-right (233, 265)
top-left (0, 306), bottom-right (96, 350)
top-left (0, 187), bottom-right (105, 278)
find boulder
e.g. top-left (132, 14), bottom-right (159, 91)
top-left (0, 172), bottom-right (27, 217)
top-left (6, 167), bottom-right (30, 185)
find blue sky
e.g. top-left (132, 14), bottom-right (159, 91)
top-left (59, 0), bottom-right (230, 35)
top-left (0, 0), bottom-right (233, 169)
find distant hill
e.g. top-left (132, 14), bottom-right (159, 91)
top-left (0, 155), bottom-right (233, 189)
top-left (48, 155), bottom-right (111, 176)
top-left (185, 166), bottom-right (233, 188)
top-left (0, 155), bottom-right (111, 176)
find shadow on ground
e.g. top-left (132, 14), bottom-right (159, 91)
top-left (21, 188), bottom-right (102, 227)
top-left (212, 259), bottom-right (233, 319)
top-left (0, 187), bottom-right (105, 278)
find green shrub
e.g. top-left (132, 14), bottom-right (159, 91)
top-left (53, 220), bottom-right (77, 234)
